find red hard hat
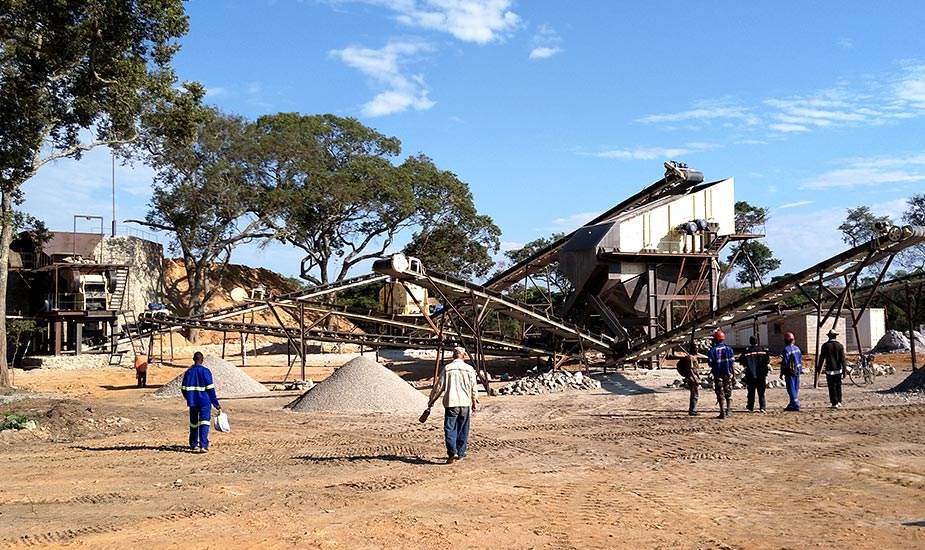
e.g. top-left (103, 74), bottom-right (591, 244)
top-left (713, 329), bottom-right (726, 341)
top-left (784, 332), bottom-right (795, 341)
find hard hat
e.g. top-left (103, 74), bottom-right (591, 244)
top-left (713, 329), bottom-right (725, 341)
top-left (784, 332), bottom-right (795, 341)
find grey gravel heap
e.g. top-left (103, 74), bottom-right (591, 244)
top-left (287, 355), bottom-right (427, 412)
top-left (845, 361), bottom-right (896, 378)
top-left (498, 370), bottom-right (601, 396)
top-left (873, 330), bottom-right (925, 353)
top-left (887, 368), bottom-right (925, 394)
top-left (154, 355), bottom-right (268, 398)
top-left (668, 370), bottom-right (785, 390)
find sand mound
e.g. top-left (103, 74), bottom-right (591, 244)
top-left (154, 355), bottom-right (268, 398)
top-left (287, 355), bottom-right (427, 413)
top-left (887, 368), bottom-right (925, 394)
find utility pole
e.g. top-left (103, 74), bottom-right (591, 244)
top-left (111, 151), bottom-right (117, 238)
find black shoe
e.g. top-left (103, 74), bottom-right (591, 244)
top-left (688, 411), bottom-right (699, 416)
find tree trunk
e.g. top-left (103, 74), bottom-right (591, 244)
top-left (0, 190), bottom-right (15, 386)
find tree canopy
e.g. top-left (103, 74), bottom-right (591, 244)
top-left (251, 113), bottom-right (498, 285)
top-left (0, 0), bottom-right (194, 385)
top-left (725, 202), bottom-right (779, 287)
top-left (900, 194), bottom-right (925, 271)
top-left (131, 108), bottom-right (272, 319)
top-left (838, 206), bottom-right (892, 247)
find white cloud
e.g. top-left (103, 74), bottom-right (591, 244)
top-left (837, 37), bottom-right (854, 50)
top-left (641, 64), bottom-right (925, 140)
top-left (895, 64), bottom-right (925, 108)
top-left (529, 24), bottom-right (562, 60)
top-left (547, 212), bottom-right (600, 233)
top-left (369, 0), bottom-right (520, 44)
top-left (529, 46), bottom-right (560, 60)
top-left (777, 200), bottom-right (814, 209)
top-left (590, 142), bottom-right (718, 161)
top-left (330, 40), bottom-right (435, 117)
top-left (636, 99), bottom-right (760, 126)
top-left (499, 240), bottom-right (524, 251)
top-left (801, 153), bottom-right (925, 189)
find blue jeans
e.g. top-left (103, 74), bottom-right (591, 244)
top-left (443, 407), bottom-right (471, 458)
top-left (189, 406), bottom-right (211, 449)
top-left (784, 375), bottom-right (800, 410)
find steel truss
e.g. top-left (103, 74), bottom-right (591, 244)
top-left (618, 226), bottom-right (925, 364)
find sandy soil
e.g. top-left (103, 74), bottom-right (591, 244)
top-left (1, 353), bottom-right (924, 549)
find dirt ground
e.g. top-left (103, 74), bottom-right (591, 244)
top-left (1, 352), bottom-right (924, 549)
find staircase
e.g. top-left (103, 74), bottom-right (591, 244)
top-left (110, 267), bottom-right (130, 312)
top-left (108, 310), bottom-right (147, 366)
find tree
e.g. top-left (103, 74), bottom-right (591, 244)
top-left (403, 215), bottom-right (500, 280)
top-left (838, 206), bottom-right (892, 247)
top-left (0, 0), bottom-right (192, 386)
top-left (733, 201), bottom-right (768, 233)
top-left (252, 113), bottom-right (499, 285)
top-left (900, 194), bottom-right (925, 271)
top-left (725, 202), bottom-right (780, 287)
top-left (501, 233), bottom-right (571, 300)
top-left (129, 109), bottom-right (272, 323)
top-left (729, 242), bottom-right (781, 287)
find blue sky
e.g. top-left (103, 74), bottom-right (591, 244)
top-left (23, 0), bottom-right (925, 281)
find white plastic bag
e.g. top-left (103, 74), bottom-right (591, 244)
top-left (214, 411), bottom-right (231, 433)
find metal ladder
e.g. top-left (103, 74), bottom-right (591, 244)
top-left (108, 310), bottom-right (146, 366)
top-left (110, 267), bottom-right (130, 311)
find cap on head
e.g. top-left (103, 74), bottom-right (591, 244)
top-left (713, 329), bottom-right (726, 341)
top-left (827, 329), bottom-right (838, 338)
top-left (784, 332), bottom-right (795, 343)
top-left (193, 351), bottom-right (204, 363)
top-left (452, 346), bottom-right (466, 358)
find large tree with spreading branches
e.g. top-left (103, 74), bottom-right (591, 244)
top-left (0, 0), bottom-right (195, 386)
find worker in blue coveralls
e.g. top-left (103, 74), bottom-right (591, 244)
top-left (707, 330), bottom-right (736, 419)
top-left (780, 332), bottom-right (803, 412)
top-left (181, 352), bottom-right (222, 453)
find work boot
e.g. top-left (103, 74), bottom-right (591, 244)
top-left (688, 410), bottom-right (699, 416)
top-left (716, 402), bottom-right (725, 419)
top-left (725, 399), bottom-right (733, 417)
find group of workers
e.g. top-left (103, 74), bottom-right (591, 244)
top-left (678, 328), bottom-right (848, 418)
top-left (175, 332), bottom-right (848, 456)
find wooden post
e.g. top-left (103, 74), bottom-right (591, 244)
top-left (907, 283), bottom-right (918, 372)
top-left (299, 302), bottom-right (306, 381)
top-left (221, 331), bottom-right (227, 359)
top-left (813, 273), bottom-right (824, 388)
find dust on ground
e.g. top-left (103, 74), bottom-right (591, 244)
top-left (1, 351), bottom-right (924, 549)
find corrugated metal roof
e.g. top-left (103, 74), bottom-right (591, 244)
top-left (43, 232), bottom-right (102, 259)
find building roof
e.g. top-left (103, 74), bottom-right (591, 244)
top-left (43, 232), bottom-right (102, 260)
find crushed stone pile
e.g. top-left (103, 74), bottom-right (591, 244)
top-left (873, 330), bottom-right (925, 353)
top-left (498, 369), bottom-right (601, 396)
top-left (668, 367), bottom-right (785, 390)
top-left (887, 368), bottom-right (925, 394)
top-left (287, 355), bottom-right (427, 412)
top-left (154, 355), bottom-right (268, 398)
top-left (845, 361), bottom-right (896, 378)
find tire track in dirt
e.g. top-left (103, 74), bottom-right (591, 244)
top-left (1, 507), bottom-right (217, 548)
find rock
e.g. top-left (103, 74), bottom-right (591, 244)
top-left (498, 370), bottom-right (601, 396)
top-left (23, 420), bottom-right (37, 431)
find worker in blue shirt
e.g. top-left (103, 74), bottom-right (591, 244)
top-left (181, 352), bottom-right (222, 453)
top-left (780, 332), bottom-right (802, 411)
top-left (707, 330), bottom-right (736, 419)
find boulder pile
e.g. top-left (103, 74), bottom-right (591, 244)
top-left (667, 371), bottom-right (785, 390)
top-left (845, 361), bottom-right (896, 377)
top-left (498, 370), bottom-right (601, 396)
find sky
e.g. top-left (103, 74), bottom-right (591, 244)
top-left (22, 0), bottom-right (925, 282)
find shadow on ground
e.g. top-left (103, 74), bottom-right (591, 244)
top-left (72, 444), bottom-right (193, 453)
top-left (294, 454), bottom-right (445, 465)
top-left (100, 384), bottom-right (164, 391)
top-left (592, 371), bottom-right (657, 395)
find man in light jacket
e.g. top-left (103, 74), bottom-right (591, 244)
top-left (425, 347), bottom-right (479, 463)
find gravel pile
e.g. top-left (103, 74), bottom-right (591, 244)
top-left (497, 370), bottom-right (601, 396)
top-left (886, 368), bottom-right (925, 394)
top-left (154, 355), bottom-right (268, 398)
top-left (873, 330), bottom-right (925, 353)
top-left (287, 356), bottom-right (427, 412)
